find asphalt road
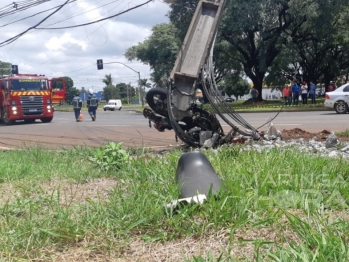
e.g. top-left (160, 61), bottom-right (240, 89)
top-left (0, 109), bottom-right (348, 150)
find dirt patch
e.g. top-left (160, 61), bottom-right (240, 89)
top-left (49, 209), bottom-right (349, 261)
top-left (0, 178), bottom-right (118, 206)
top-left (281, 128), bottom-right (349, 142)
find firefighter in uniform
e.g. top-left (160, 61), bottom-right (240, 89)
top-left (87, 88), bottom-right (98, 121)
top-left (72, 94), bottom-right (83, 122)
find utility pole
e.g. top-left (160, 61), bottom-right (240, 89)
top-left (126, 84), bottom-right (129, 104)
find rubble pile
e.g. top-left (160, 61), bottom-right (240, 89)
top-left (227, 123), bottom-right (349, 159)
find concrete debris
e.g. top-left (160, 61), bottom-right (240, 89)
top-left (252, 131), bottom-right (261, 140)
top-left (328, 151), bottom-right (338, 158)
top-left (200, 131), bottom-right (212, 146)
top-left (340, 145), bottom-right (349, 152)
top-left (325, 132), bottom-right (338, 148)
top-left (225, 126), bottom-right (348, 159)
top-left (266, 122), bottom-right (278, 137)
top-left (202, 133), bottom-right (219, 148)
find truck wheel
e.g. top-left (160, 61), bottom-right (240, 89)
top-left (119, 107), bottom-right (122, 111)
top-left (104, 109), bottom-right (106, 111)
top-left (334, 101), bottom-right (348, 114)
top-left (40, 117), bottom-right (53, 123)
top-left (1, 108), bottom-right (14, 125)
top-left (112, 108), bottom-right (115, 111)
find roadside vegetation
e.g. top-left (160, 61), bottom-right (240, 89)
top-left (55, 97), bottom-right (329, 113)
top-left (336, 129), bottom-right (349, 138)
top-left (1, 143), bottom-right (349, 261)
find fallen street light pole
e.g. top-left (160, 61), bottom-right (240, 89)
top-left (96, 60), bottom-right (143, 107)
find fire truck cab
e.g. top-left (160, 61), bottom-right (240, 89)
top-left (0, 74), bottom-right (54, 125)
top-left (50, 78), bottom-right (67, 105)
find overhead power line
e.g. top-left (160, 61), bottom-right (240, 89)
top-left (0, 1), bottom-right (77, 28)
top-left (0, 0), bottom-right (71, 47)
top-left (0, 0), bottom-right (154, 48)
top-left (35, 0), bottom-right (153, 30)
top-left (0, 0), bottom-right (52, 19)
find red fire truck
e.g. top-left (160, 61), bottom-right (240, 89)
top-left (50, 77), bottom-right (67, 105)
top-left (0, 73), bottom-right (60, 125)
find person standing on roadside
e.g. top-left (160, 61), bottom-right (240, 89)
top-left (72, 94), bottom-right (83, 122)
top-left (291, 81), bottom-right (300, 106)
top-left (87, 88), bottom-right (98, 121)
top-left (282, 85), bottom-right (292, 106)
top-left (250, 86), bottom-right (259, 107)
top-left (300, 81), bottom-right (308, 105)
top-left (309, 80), bottom-right (317, 104)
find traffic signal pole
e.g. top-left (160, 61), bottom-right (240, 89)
top-left (96, 60), bottom-right (143, 107)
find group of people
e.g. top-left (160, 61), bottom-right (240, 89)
top-left (282, 80), bottom-right (317, 106)
top-left (72, 88), bottom-right (99, 122)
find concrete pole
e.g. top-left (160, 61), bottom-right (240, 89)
top-left (138, 72), bottom-right (144, 107)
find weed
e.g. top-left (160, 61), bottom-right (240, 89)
top-left (88, 142), bottom-right (131, 171)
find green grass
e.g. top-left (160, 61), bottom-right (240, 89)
top-left (196, 98), bottom-right (329, 113)
top-left (336, 129), bottom-right (349, 137)
top-left (0, 145), bottom-right (348, 261)
top-left (55, 98), bottom-right (329, 113)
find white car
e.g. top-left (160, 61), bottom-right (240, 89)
top-left (103, 99), bottom-right (122, 111)
top-left (324, 83), bottom-right (349, 114)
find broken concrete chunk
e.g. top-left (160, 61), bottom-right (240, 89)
top-left (325, 132), bottom-right (338, 148)
top-left (200, 131), bottom-right (212, 146)
top-left (266, 122), bottom-right (278, 137)
top-left (252, 131), bottom-right (260, 140)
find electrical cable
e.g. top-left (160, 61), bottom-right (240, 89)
top-left (0, 0), bottom-right (71, 47)
top-left (0, 1), bottom-right (52, 19)
top-left (0, 1), bottom-right (77, 27)
top-left (40, 0), bottom-right (120, 28)
top-left (35, 0), bottom-right (153, 29)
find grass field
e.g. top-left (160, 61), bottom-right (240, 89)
top-left (0, 144), bottom-right (348, 261)
top-left (54, 97), bottom-right (330, 113)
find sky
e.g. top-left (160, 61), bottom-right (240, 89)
top-left (0, 0), bottom-right (170, 92)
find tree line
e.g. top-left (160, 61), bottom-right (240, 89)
top-left (125, 0), bottom-right (349, 99)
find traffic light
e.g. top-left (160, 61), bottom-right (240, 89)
top-left (11, 65), bottom-right (18, 74)
top-left (97, 59), bottom-right (103, 70)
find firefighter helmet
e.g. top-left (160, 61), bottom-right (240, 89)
top-left (88, 88), bottom-right (93, 94)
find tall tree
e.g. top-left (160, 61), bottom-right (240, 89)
top-left (221, 75), bottom-right (250, 100)
top-left (125, 23), bottom-right (181, 87)
top-left (102, 74), bottom-right (117, 101)
top-left (116, 83), bottom-right (128, 99)
top-left (139, 78), bottom-right (151, 94)
top-left (285, 0), bottom-right (349, 90)
top-left (221, 0), bottom-right (306, 100)
top-left (102, 74), bottom-right (113, 86)
top-left (103, 85), bottom-right (118, 101)
top-left (0, 60), bottom-right (11, 75)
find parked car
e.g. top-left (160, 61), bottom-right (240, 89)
top-left (224, 97), bottom-right (235, 102)
top-left (324, 83), bottom-right (349, 114)
top-left (103, 99), bottom-right (122, 111)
